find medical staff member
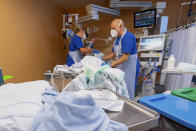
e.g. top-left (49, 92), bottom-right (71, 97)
top-left (66, 25), bottom-right (92, 66)
top-left (102, 19), bottom-right (139, 99)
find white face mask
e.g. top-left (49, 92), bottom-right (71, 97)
top-left (111, 29), bottom-right (118, 37)
top-left (82, 33), bottom-right (86, 39)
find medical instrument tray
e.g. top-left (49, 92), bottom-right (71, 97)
top-left (44, 70), bottom-right (77, 80)
top-left (171, 87), bottom-right (196, 102)
top-left (98, 88), bottom-right (160, 131)
top-left (139, 94), bottom-right (196, 130)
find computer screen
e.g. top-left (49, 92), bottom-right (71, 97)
top-left (138, 35), bottom-right (165, 51)
top-left (134, 9), bottom-right (156, 28)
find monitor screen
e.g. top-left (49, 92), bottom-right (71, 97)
top-left (139, 35), bottom-right (165, 51)
top-left (134, 9), bottom-right (156, 28)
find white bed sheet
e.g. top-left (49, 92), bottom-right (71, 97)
top-left (0, 80), bottom-right (50, 131)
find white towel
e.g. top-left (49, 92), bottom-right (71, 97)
top-left (74, 89), bottom-right (124, 112)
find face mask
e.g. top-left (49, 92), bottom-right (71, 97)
top-left (82, 33), bottom-right (86, 39)
top-left (111, 29), bottom-right (118, 37)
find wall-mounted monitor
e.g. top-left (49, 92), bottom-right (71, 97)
top-left (134, 9), bottom-right (156, 28)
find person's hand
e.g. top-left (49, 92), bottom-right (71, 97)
top-left (102, 56), bottom-right (106, 60)
top-left (89, 43), bottom-right (93, 48)
top-left (110, 62), bottom-right (116, 68)
top-left (90, 39), bottom-right (95, 43)
top-left (88, 48), bottom-right (92, 53)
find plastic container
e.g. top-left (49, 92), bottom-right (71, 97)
top-left (142, 78), bottom-right (155, 96)
top-left (0, 67), bottom-right (4, 86)
top-left (167, 55), bottom-right (175, 69)
top-left (139, 94), bottom-right (196, 130)
top-left (171, 87), bottom-right (196, 102)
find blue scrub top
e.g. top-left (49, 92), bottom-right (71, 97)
top-left (112, 31), bottom-right (137, 55)
top-left (66, 35), bottom-right (84, 66)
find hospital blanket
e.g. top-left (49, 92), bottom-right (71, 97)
top-left (65, 73), bottom-right (129, 98)
top-left (73, 89), bottom-right (124, 112)
top-left (30, 89), bottom-right (128, 131)
top-left (65, 56), bottom-right (129, 98)
top-left (0, 80), bottom-right (50, 131)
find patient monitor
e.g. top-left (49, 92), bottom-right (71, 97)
top-left (138, 34), bottom-right (165, 52)
top-left (138, 34), bottom-right (166, 66)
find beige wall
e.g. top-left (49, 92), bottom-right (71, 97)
top-left (0, 0), bottom-right (66, 83)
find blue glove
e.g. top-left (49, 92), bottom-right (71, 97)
top-left (101, 62), bottom-right (110, 67)
top-left (89, 43), bottom-right (94, 48)
top-left (92, 49), bottom-right (100, 54)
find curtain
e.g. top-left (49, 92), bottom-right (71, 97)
top-left (166, 24), bottom-right (196, 90)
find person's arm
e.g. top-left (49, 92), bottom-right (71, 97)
top-left (73, 36), bottom-right (92, 54)
top-left (102, 52), bottom-right (115, 60)
top-left (80, 47), bottom-right (92, 54)
top-left (111, 53), bottom-right (129, 68)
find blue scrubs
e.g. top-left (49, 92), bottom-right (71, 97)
top-left (112, 31), bottom-right (137, 55)
top-left (112, 31), bottom-right (140, 89)
top-left (66, 35), bottom-right (84, 66)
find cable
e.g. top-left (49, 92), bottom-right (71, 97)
top-left (177, 0), bottom-right (183, 26)
top-left (187, 0), bottom-right (194, 24)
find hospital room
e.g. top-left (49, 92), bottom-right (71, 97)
top-left (1, 0), bottom-right (196, 130)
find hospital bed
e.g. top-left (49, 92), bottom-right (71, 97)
top-left (0, 80), bottom-right (159, 131)
top-left (41, 57), bottom-right (160, 130)
top-left (44, 69), bottom-right (160, 131)
top-left (0, 56), bottom-right (160, 130)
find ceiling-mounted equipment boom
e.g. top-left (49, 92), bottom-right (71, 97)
top-left (77, 4), bottom-right (120, 23)
top-left (86, 4), bottom-right (120, 16)
top-left (110, 0), bottom-right (152, 8)
top-left (77, 13), bottom-right (99, 23)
